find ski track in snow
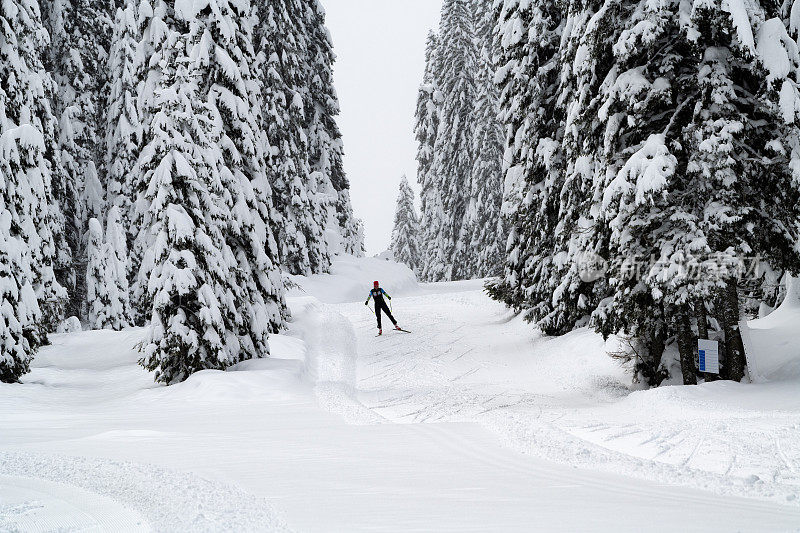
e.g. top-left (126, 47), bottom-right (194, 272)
top-left (314, 284), bottom-right (800, 509)
top-left (0, 473), bottom-right (148, 532)
top-left (0, 453), bottom-right (290, 532)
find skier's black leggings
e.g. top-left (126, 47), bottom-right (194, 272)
top-left (375, 300), bottom-right (397, 329)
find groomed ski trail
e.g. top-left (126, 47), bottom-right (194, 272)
top-left (316, 280), bottom-right (800, 525)
top-left (294, 297), bottom-right (800, 531)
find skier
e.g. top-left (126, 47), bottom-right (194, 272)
top-left (365, 281), bottom-right (403, 335)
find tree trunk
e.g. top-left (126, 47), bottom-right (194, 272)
top-left (715, 290), bottom-right (730, 379)
top-left (721, 279), bottom-right (747, 382)
top-left (695, 299), bottom-right (709, 339)
top-left (676, 307), bottom-right (697, 385)
top-left (645, 323), bottom-right (667, 386)
top-left (649, 327), bottom-right (666, 369)
top-left (695, 298), bottom-right (715, 382)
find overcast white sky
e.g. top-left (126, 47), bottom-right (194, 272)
top-left (320, 0), bottom-right (443, 255)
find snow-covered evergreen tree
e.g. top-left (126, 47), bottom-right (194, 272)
top-left (103, 2), bottom-right (141, 326)
top-left (415, 31), bottom-right (443, 277)
top-left (86, 207), bottom-right (130, 331)
top-left (491, 0), bottom-right (800, 385)
top-left (299, 0), bottom-right (364, 258)
top-left (421, 0), bottom-right (478, 281)
top-left (105, 1), bottom-right (141, 224)
top-left (131, 0), bottom-right (292, 383)
top-left (86, 217), bottom-right (110, 328)
top-left (536, 0), bottom-right (617, 337)
top-left (194, 0), bottom-right (287, 340)
top-left (462, 1), bottom-right (505, 278)
top-left (104, 206), bottom-right (131, 328)
top-left (41, 0), bottom-right (114, 319)
top-left (256, 0), bottom-right (330, 275)
top-left (128, 0), bottom-right (162, 324)
top-left (573, 0), bottom-right (702, 384)
top-left (390, 176), bottom-right (421, 274)
top-left (132, 4), bottom-right (250, 384)
top-left (0, 209), bottom-right (39, 382)
top-left (487, 0), bottom-right (568, 329)
top-left (685, 1), bottom-right (800, 381)
top-left (593, 0), bottom-right (799, 383)
top-left (0, 0), bottom-right (66, 381)
top-left (414, 2), bottom-right (509, 281)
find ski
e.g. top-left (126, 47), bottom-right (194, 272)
top-left (395, 328), bottom-right (412, 334)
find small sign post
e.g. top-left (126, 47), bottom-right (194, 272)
top-left (698, 339), bottom-right (720, 374)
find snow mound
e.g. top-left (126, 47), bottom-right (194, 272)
top-left (141, 335), bottom-right (309, 402)
top-left (747, 275), bottom-right (800, 381)
top-left (373, 249), bottom-right (394, 261)
top-left (287, 297), bottom-right (386, 424)
top-left (289, 300), bottom-right (357, 384)
top-left (289, 255), bottom-right (420, 304)
top-left (56, 316), bottom-right (82, 333)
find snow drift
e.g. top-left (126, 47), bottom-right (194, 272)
top-left (289, 254), bottom-right (420, 304)
top-left (748, 275), bottom-right (800, 381)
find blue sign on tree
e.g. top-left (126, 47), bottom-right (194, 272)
top-left (698, 339), bottom-right (720, 374)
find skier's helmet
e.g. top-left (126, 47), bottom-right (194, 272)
top-left (374, 281), bottom-right (380, 288)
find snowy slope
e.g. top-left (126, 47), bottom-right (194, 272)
top-left (748, 275), bottom-right (800, 381)
top-left (295, 257), bottom-right (800, 507)
top-left (1, 256), bottom-right (799, 531)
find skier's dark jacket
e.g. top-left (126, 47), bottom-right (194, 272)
top-left (365, 288), bottom-right (391, 307)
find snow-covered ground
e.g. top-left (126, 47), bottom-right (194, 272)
top-left (2, 256), bottom-right (799, 531)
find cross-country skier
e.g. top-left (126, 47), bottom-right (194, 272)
top-left (365, 281), bottom-right (402, 335)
